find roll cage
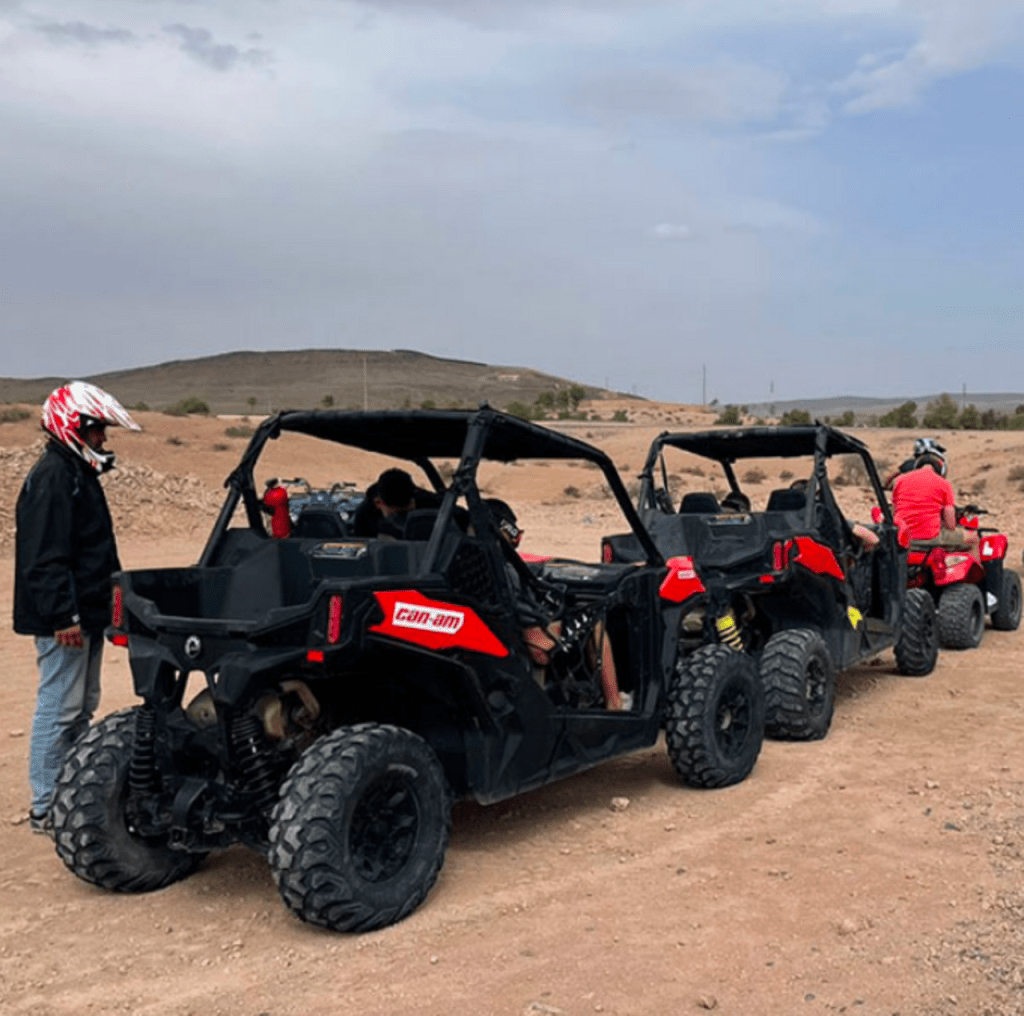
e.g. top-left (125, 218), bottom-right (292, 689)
top-left (201, 406), bottom-right (664, 569)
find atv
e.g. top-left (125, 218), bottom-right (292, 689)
top-left (50, 408), bottom-right (765, 933)
top-left (601, 424), bottom-right (939, 741)
top-left (904, 504), bottom-right (1021, 649)
top-left (261, 476), bottom-right (364, 539)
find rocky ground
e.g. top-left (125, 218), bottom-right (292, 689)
top-left (1, 407), bottom-right (1022, 1016)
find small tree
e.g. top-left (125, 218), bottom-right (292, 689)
top-left (322, 394), bottom-right (334, 409)
top-left (921, 393), bottom-right (958, 430)
top-left (505, 400), bottom-right (535, 421)
top-left (568, 384), bottom-right (587, 410)
top-left (536, 391), bottom-right (556, 411)
top-left (779, 409), bottom-right (812, 426)
top-left (957, 404), bottom-right (980, 430)
top-left (247, 396), bottom-right (257, 412)
top-left (878, 401), bottom-right (917, 428)
top-left (715, 405), bottom-right (741, 425)
top-left (836, 410), bottom-right (855, 427)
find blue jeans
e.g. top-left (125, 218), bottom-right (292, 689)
top-left (29, 633), bottom-right (103, 815)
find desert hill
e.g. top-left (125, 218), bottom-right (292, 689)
top-left (3, 348), bottom-right (1022, 421)
top-left (0, 349), bottom-right (633, 416)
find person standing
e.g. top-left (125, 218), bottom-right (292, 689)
top-left (14, 382), bottom-right (140, 833)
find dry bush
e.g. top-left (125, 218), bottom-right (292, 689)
top-left (832, 455), bottom-right (868, 488)
top-left (742, 467), bottom-right (767, 485)
top-left (680, 465), bottom-right (705, 477)
top-left (212, 443), bottom-right (230, 452)
top-left (779, 469), bottom-right (794, 481)
top-left (166, 435), bottom-right (186, 447)
top-left (564, 485), bottom-right (582, 499)
top-left (970, 478), bottom-right (987, 495)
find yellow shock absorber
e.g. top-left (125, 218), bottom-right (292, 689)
top-left (715, 610), bottom-right (744, 650)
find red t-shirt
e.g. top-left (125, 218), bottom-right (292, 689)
top-left (892, 468), bottom-right (955, 540)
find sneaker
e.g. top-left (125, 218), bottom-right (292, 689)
top-left (617, 691), bottom-right (634, 712)
top-left (29, 810), bottom-right (52, 837)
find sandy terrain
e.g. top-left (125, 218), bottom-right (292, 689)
top-left (2, 407), bottom-right (1023, 1016)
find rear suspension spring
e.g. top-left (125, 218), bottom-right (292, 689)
top-left (231, 715), bottom-right (279, 810)
top-left (129, 705), bottom-right (159, 793)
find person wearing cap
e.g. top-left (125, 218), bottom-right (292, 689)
top-left (485, 498), bottom-right (628, 711)
top-left (14, 382), bottom-right (140, 834)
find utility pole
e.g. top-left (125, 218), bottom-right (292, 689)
top-left (363, 355), bottom-right (368, 410)
top-left (962, 382), bottom-right (966, 411)
top-left (702, 364), bottom-right (706, 405)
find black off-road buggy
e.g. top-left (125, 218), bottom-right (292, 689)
top-left (602, 425), bottom-right (939, 741)
top-left (51, 408), bottom-right (765, 932)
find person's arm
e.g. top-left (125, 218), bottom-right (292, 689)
top-left (940, 504), bottom-right (957, 531)
top-left (17, 462), bottom-right (79, 633)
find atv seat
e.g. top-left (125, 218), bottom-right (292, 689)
top-left (292, 509), bottom-right (348, 539)
top-left (766, 489), bottom-right (806, 513)
top-left (679, 492), bottom-right (721, 514)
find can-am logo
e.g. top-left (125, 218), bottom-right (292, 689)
top-left (392, 602), bottom-right (465, 634)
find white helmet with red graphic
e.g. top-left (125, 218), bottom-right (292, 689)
top-left (41, 381), bottom-right (141, 473)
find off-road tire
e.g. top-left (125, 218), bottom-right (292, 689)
top-left (759, 629), bottom-right (835, 741)
top-left (937, 583), bottom-right (985, 649)
top-left (991, 569), bottom-right (1022, 631)
top-left (895, 588), bottom-right (939, 676)
top-left (269, 723), bottom-right (451, 933)
top-left (51, 710), bottom-right (204, 892)
top-left (665, 644), bottom-right (764, 789)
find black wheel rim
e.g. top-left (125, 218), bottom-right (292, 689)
top-left (715, 680), bottom-right (753, 757)
top-left (805, 657), bottom-right (828, 716)
top-left (349, 770), bottom-right (420, 884)
top-left (1010, 583), bottom-right (1021, 623)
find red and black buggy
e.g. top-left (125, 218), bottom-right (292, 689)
top-left (603, 425), bottom-right (939, 741)
top-left (50, 408), bottom-right (765, 932)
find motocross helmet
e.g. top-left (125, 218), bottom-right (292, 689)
top-left (41, 381), bottom-right (141, 473)
top-left (913, 437), bottom-right (946, 458)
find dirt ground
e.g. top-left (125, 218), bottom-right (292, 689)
top-left (2, 407), bottom-right (1023, 1016)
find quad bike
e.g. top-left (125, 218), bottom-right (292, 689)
top-left (262, 476), bottom-right (364, 539)
top-left (904, 504), bottom-right (1022, 649)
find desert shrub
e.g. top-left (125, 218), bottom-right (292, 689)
top-left (878, 401), bottom-right (917, 428)
top-left (420, 399), bottom-right (436, 410)
top-left (171, 396), bottom-right (210, 416)
top-left (224, 425), bottom-right (254, 439)
top-left (779, 409), bottom-right (812, 426)
top-left (970, 477), bottom-right (987, 494)
top-left (779, 469), bottom-right (794, 481)
top-left (166, 435), bottom-right (186, 446)
top-left (957, 404), bottom-right (980, 430)
top-left (129, 401), bottom-right (150, 412)
top-left (742, 467), bottom-right (767, 484)
top-left (505, 400), bottom-right (537, 421)
top-left (833, 454), bottom-right (868, 488)
top-left (563, 485), bottom-right (582, 499)
top-left (0, 407), bottom-right (30, 423)
top-left (681, 465), bottom-right (705, 477)
top-left (715, 405), bottom-right (741, 426)
top-left (611, 410), bottom-right (628, 423)
top-left (921, 394), bottom-right (958, 430)
top-left (212, 443), bottom-right (230, 452)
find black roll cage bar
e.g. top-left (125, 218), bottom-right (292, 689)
top-left (200, 407), bottom-right (664, 570)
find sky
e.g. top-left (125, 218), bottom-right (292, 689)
top-left (1, 0), bottom-right (1021, 405)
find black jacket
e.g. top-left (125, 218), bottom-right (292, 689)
top-left (13, 441), bottom-right (121, 636)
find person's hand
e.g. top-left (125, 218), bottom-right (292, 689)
top-left (55, 624), bottom-right (84, 648)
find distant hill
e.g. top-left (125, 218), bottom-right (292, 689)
top-left (0, 349), bottom-right (637, 416)
top-left (742, 393), bottom-right (1024, 421)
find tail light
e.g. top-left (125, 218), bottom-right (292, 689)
top-left (601, 541), bottom-right (613, 564)
top-left (327, 595), bottom-right (343, 645)
top-left (772, 541), bottom-right (785, 571)
top-left (112, 584), bottom-right (124, 628)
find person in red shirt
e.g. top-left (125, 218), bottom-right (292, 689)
top-left (891, 452), bottom-right (978, 552)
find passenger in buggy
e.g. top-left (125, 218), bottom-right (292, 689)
top-left (484, 498), bottom-right (629, 712)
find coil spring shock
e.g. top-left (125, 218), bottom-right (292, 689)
top-left (714, 610), bottom-right (744, 651)
top-left (129, 704), bottom-right (159, 793)
top-left (231, 715), bottom-right (279, 810)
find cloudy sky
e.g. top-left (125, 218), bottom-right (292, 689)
top-left (1, 0), bottom-right (1021, 404)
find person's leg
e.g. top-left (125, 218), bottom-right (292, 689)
top-left (590, 621), bottom-right (623, 710)
top-left (28, 635), bottom-right (98, 817)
